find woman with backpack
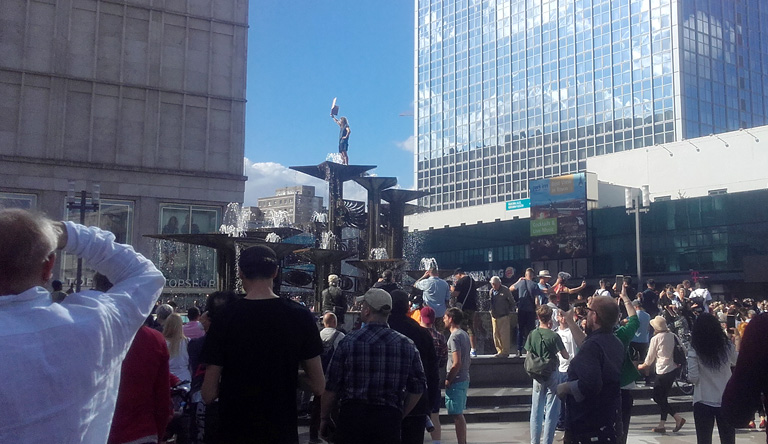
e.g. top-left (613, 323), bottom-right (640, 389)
top-left (688, 312), bottom-right (738, 444)
top-left (638, 316), bottom-right (687, 434)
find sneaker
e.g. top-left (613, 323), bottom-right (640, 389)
top-left (492, 353), bottom-right (509, 358)
top-left (470, 349), bottom-right (477, 357)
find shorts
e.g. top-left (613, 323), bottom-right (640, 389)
top-left (444, 380), bottom-right (469, 415)
top-left (339, 141), bottom-right (348, 152)
top-left (460, 309), bottom-right (476, 336)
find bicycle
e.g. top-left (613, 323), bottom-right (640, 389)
top-left (165, 380), bottom-right (192, 444)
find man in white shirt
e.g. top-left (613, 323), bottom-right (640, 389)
top-left (0, 209), bottom-right (165, 443)
top-left (690, 282), bottom-right (712, 313)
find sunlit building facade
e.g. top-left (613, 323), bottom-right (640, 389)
top-left (415, 0), bottom-right (768, 211)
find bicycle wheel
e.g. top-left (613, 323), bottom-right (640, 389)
top-left (675, 377), bottom-right (694, 395)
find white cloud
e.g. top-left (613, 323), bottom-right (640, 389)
top-left (397, 135), bottom-right (415, 153)
top-left (243, 157), bottom-right (373, 208)
top-left (243, 158), bottom-right (326, 206)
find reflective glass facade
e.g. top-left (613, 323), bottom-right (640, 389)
top-left (416, 0), bottom-right (768, 211)
top-left (680, 0), bottom-right (768, 137)
top-left (406, 189), bottom-right (768, 295)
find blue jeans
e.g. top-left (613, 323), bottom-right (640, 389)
top-left (531, 370), bottom-right (562, 444)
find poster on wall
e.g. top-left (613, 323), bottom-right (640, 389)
top-left (529, 173), bottom-right (588, 261)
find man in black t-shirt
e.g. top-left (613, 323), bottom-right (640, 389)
top-left (322, 274), bottom-right (347, 322)
top-left (200, 246), bottom-right (325, 443)
top-left (642, 279), bottom-right (660, 318)
top-left (451, 268), bottom-right (479, 357)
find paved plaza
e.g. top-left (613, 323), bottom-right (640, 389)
top-left (299, 414), bottom-right (766, 443)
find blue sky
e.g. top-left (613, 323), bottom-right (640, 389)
top-left (243, 2), bottom-right (415, 205)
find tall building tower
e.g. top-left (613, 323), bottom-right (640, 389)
top-left (0, 0), bottom-right (248, 300)
top-left (415, 0), bottom-right (768, 212)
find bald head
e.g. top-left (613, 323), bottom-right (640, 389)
top-left (0, 209), bottom-right (59, 295)
top-left (323, 312), bottom-right (338, 328)
top-left (590, 295), bottom-right (619, 330)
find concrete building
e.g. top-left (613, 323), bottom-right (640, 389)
top-left (414, 0), bottom-right (768, 213)
top-left (0, 0), bottom-right (248, 301)
top-left (256, 185), bottom-right (324, 227)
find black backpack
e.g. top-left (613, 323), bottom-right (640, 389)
top-left (321, 330), bottom-right (341, 371)
top-left (672, 334), bottom-right (686, 366)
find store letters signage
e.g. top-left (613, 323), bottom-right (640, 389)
top-left (165, 279), bottom-right (217, 288)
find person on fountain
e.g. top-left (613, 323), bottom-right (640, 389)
top-left (332, 115), bottom-right (351, 165)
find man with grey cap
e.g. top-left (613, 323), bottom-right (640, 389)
top-left (321, 288), bottom-right (427, 444)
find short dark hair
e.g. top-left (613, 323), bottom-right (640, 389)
top-left (453, 268), bottom-right (464, 275)
top-left (52, 280), bottom-right (63, 291)
top-left (599, 278), bottom-right (608, 287)
top-left (187, 306), bottom-right (200, 321)
top-left (536, 304), bottom-right (553, 324)
top-left (238, 245), bottom-right (279, 280)
top-left (382, 269), bottom-right (393, 281)
top-left (445, 307), bottom-right (463, 325)
top-left (646, 279), bottom-right (655, 287)
top-left (390, 289), bottom-right (410, 315)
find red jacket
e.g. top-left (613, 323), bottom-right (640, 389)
top-left (108, 326), bottom-right (172, 444)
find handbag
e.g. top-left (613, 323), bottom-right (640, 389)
top-left (524, 330), bottom-right (555, 383)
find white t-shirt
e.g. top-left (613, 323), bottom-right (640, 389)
top-left (556, 327), bottom-right (576, 372)
top-left (168, 337), bottom-right (191, 383)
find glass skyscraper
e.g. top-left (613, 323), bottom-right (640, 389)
top-left (415, 0), bottom-right (768, 211)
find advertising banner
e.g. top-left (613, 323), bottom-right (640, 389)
top-left (529, 173), bottom-right (588, 260)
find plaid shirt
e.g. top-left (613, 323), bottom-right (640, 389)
top-left (325, 323), bottom-right (426, 411)
top-left (426, 326), bottom-right (448, 368)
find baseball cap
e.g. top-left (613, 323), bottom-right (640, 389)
top-left (420, 306), bottom-right (436, 324)
top-left (355, 288), bottom-right (392, 312)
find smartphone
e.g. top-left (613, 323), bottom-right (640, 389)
top-left (615, 275), bottom-right (624, 296)
top-left (558, 294), bottom-right (570, 312)
top-left (726, 315), bottom-right (736, 329)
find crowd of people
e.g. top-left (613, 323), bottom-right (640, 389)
top-left (1, 208), bottom-right (767, 444)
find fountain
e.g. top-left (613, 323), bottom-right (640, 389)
top-left (320, 231), bottom-right (337, 250)
top-left (326, 153), bottom-right (345, 164)
top-left (290, 161), bottom-right (375, 276)
top-left (420, 257), bottom-right (438, 270)
top-left (266, 209), bottom-right (290, 227)
top-left (404, 257), bottom-right (454, 280)
top-left (146, 202), bottom-right (304, 293)
top-left (370, 248), bottom-right (389, 260)
top-left (265, 232), bottom-right (282, 243)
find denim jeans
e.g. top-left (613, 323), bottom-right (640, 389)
top-left (531, 370), bottom-right (562, 444)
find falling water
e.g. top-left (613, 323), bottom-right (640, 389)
top-left (265, 232), bottom-right (282, 243)
top-left (311, 212), bottom-right (328, 223)
top-left (266, 209), bottom-right (290, 227)
top-left (219, 203), bottom-right (251, 237)
top-left (326, 153), bottom-right (344, 164)
top-left (369, 248), bottom-right (389, 260)
top-left (420, 257), bottom-right (438, 271)
top-left (320, 232), bottom-right (337, 250)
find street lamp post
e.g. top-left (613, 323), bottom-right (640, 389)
top-left (67, 181), bottom-right (101, 292)
top-left (625, 185), bottom-right (650, 285)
